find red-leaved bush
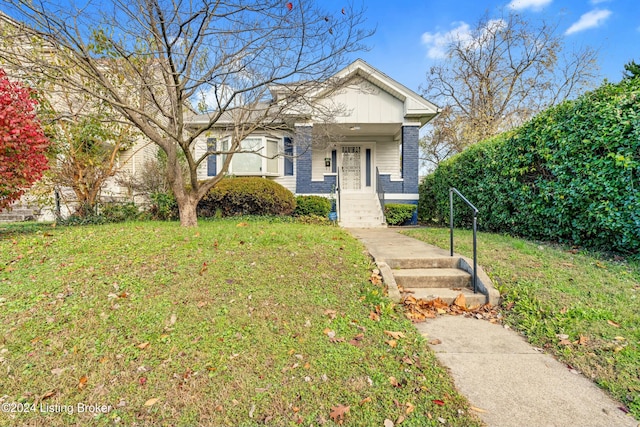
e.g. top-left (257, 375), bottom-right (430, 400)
top-left (0, 69), bottom-right (50, 210)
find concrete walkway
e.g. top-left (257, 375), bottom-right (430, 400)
top-left (349, 228), bottom-right (637, 427)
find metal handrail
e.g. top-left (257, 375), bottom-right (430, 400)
top-left (449, 187), bottom-right (479, 293)
top-left (336, 170), bottom-right (341, 220)
top-left (376, 167), bottom-right (385, 220)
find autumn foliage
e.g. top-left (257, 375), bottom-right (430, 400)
top-left (0, 69), bottom-right (49, 210)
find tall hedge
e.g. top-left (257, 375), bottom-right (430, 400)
top-left (420, 77), bottom-right (640, 254)
top-left (198, 177), bottom-right (295, 217)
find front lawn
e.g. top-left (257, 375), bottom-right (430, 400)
top-left (0, 220), bottom-right (481, 426)
top-left (404, 227), bottom-right (640, 420)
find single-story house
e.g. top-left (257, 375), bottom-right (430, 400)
top-left (188, 59), bottom-right (439, 227)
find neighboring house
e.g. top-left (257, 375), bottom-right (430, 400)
top-left (188, 59), bottom-right (439, 227)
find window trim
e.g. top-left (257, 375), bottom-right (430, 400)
top-left (218, 135), bottom-right (282, 177)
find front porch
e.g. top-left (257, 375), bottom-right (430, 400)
top-left (294, 122), bottom-right (421, 227)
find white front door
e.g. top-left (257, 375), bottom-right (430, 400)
top-left (341, 146), bottom-right (362, 191)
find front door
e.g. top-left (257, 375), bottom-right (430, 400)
top-left (341, 146), bottom-right (362, 191)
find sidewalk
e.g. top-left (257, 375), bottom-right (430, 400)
top-left (349, 228), bottom-right (637, 427)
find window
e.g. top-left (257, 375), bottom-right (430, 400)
top-left (220, 136), bottom-right (283, 176)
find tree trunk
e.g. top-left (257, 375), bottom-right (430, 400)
top-left (176, 195), bottom-right (198, 227)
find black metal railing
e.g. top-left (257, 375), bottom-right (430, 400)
top-left (375, 167), bottom-right (385, 220)
top-left (449, 187), bottom-right (479, 293)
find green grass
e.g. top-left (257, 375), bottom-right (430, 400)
top-left (0, 220), bottom-right (481, 427)
top-left (403, 227), bottom-right (640, 420)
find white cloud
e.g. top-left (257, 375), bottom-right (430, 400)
top-left (507, 0), bottom-right (552, 11)
top-left (421, 22), bottom-right (472, 59)
top-left (590, 0), bottom-right (612, 4)
top-left (565, 9), bottom-right (612, 35)
top-left (421, 19), bottom-right (506, 59)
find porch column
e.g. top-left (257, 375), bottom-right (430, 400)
top-left (401, 124), bottom-right (420, 194)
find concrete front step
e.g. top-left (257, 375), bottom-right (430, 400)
top-left (402, 287), bottom-right (486, 307)
top-left (340, 221), bottom-right (386, 228)
top-left (387, 257), bottom-right (461, 269)
top-left (393, 268), bottom-right (471, 288)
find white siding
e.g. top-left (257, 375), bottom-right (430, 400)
top-left (375, 140), bottom-right (401, 179)
top-left (312, 147), bottom-right (333, 181)
top-left (320, 77), bottom-right (405, 124)
top-left (274, 176), bottom-right (296, 194)
top-left (194, 135), bottom-right (209, 180)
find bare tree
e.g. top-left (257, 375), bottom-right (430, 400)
top-left (421, 11), bottom-right (598, 164)
top-left (0, 0), bottom-right (372, 226)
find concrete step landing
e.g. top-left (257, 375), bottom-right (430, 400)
top-left (403, 287), bottom-right (485, 307)
top-left (394, 268), bottom-right (471, 289)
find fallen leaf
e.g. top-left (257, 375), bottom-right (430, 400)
top-left (139, 377), bottom-right (147, 386)
top-left (144, 398), bottom-right (159, 406)
top-left (329, 404), bottom-right (349, 425)
top-left (389, 376), bottom-right (399, 387)
top-left (428, 339), bottom-right (442, 345)
top-left (384, 330), bottom-right (406, 339)
top-left (578, 335), bottom-right (589, 346)
top-left (470, 406), bottom-right (488, 413)
top-left (453, 293), bottom-right (467, 309)
top-left (386, 339), bottom-right (397, 348)
top-left (384, 419), bottom-right (394, 427)
top-left (199, 262), bottom-right (208, 276)
top-left (78, 375), bottom-right (88, 390)
top-left (369, 311), bottom-right (380, 321)
top-left (396, 415), bottom-right (405, 424)
top-left (324, 309), bottom-right (337, 319)
top-left (137, 342), bottom-right (150, 349)
top-left (405, 402), bottom-right (415, 415)
top-left (558, 339), bottom-right (572, 346)
top-left (607, 320), bottom-right (620, 328)
top-left (359, 396), bottom-right (372, 404)
top-left (432, 399), bottom-right (445, 406)
top-left (236, 222), bottom-right (249, 227)
top-left (41, 390), bottom-right (56, 400)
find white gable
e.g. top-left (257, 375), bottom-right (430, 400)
top-left (319, 76), bottom-right (405, 124)
top-left (312, 59), bottom-right (439, 127)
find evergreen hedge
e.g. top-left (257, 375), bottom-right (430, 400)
top-left (198, 177), bottom-right (295, 217)
top-left (384, 203), bottom-right (416, 226)
top-left (293, 195), bottom-right (332, 217)
top-left (419, 77), bottom-right (640, 254)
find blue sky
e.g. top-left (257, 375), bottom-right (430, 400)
top-left (335, 0), bottom-right (639, 96)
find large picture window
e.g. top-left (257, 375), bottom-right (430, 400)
top-left (219, 136), bottom-right (282, 176)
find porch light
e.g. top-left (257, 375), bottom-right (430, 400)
top-left (324, 157), bottom-right (331, 167)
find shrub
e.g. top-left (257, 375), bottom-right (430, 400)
top-left (419, 77), bottom-right (640, 254)
top-left (149, 191), bottom-right (178, 221)
top-left (384, 203), bottom-right (416, 226)
top-left (58, 201), bottom-right (140, 226)
top-left (198, 177), bottom-right (295, 217)
top-left (293, 195), bottom-right (331, 217)
top-left (100, 201), bottom-right (140, 222)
